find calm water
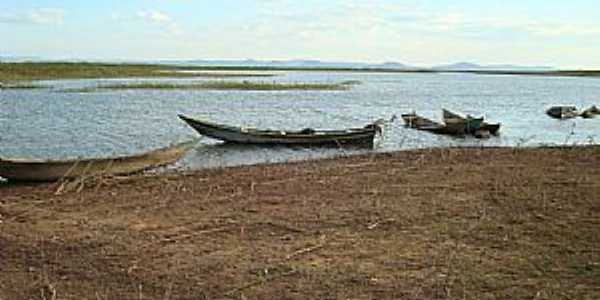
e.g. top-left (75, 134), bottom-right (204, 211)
top-left (1, 71), bottom-right (599, 170)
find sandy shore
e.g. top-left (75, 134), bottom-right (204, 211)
top-left (1, 147), bottom-right (599, 299)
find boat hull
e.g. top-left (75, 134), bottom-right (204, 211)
top-left (0, 140), bottom-right (196, 182)
top-left (443, 108), bottom-right (500, 135)
top-left (179, 115), bottom-right (378, 147)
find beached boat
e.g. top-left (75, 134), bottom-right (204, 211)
top-left (442, 109), bottom-right (500, 135)
top-left (546, 106), bottom-right (579, 119)
top-left (179, 115), bottom-right (382, 146)
top-left (0, 140), bottom-right (196, 182)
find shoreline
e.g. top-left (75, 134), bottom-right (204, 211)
top-left (1, 146), bottom-right (599, 298)
top-left (1, 144), bottom-right (598, 183)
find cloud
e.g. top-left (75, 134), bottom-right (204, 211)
top-left (136, 10), bottom-right (182, 36)
top-left (523, 23), bottom-right (600, 37)
top-left (252, 0), bottom-right (600, 40)
top-left (137, 10), bottom-right (171, 23)
top-left (0, 8), bottom-right (65, 25)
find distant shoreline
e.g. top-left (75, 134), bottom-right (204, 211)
top-left (1, 62), bottom-right (599, 82)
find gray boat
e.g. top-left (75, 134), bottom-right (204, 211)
top-left (401, 112), bottom-right (467, 135)
top-left (178, 114), bottom-right (381, 147)
top-left (442, 109), bottom-right (500, 135)
top-left (0, 140), bottom-right (196, 182)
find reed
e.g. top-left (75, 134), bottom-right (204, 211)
top-left (66, 81), bottom-right (349, 92)
top-left (0, 82), bottom-right (45, 89)
top-left (0, 62), bottom-right (275, 81)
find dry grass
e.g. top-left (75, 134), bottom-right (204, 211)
top-left (0, 82), bottom-right (45, 89)
top-left (0, 62), bottom-right (275, 82)
top-left (64, 81), bottom-right (349, 92)
top-left (0, 147), bottom-right (599, 299)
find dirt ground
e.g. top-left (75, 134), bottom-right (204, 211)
top-left (1, 147), bottom-right (599, 299)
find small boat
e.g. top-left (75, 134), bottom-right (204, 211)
top-left (443, 118), bottom-right (472, 135)
top-left (0, 140), bottom-right (196, 182)
top-left (442, 109), bottom-right (485, 133)
top-left (546, 106), bottom-right (579, 119)
top-left (401, 113), bottom-right (442, 129)
top-left (580, 105), bottom-right (600, 119)
top-left (178, 115), bottom-right (381, 147)
top-left (401, 112), bottom-right (464, 135)
top-left (442, 109), bottom-right (500, 135)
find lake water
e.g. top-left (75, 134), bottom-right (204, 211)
top-left (1, 71), bottom-right (599, 170)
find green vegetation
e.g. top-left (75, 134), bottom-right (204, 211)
top-left (2, 62), bottom-right (599, 84)
top-left (0, 62), bottom-right (276, 82)
top-left (340, 80), bottom-right (362, 85)
top-left (66, 81), bottom-right (350, 92)
top-left (0, 82), bottom-right (45, 89)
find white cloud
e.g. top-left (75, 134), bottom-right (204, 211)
top-left (136, 10), bottom-right (182, 36)
top-left (137, 10), bottom-right (171, 23)
top-left (0, 8), bottom-right (65, 25)
top-left (524, 23), bottom-right (600, 37)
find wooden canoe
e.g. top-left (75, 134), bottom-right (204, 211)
top-left (442, 109), bottom-right (500, 135)
top-left (442, 109), bottom-right (485, 133)
top-left (178, 114), bottom-right (381, 147)
top-left (401, 112), bottom-right (465, 135)
top-left (401, 113), bottom-right (441, 129)
top-left (0, 140), bottom-right (197, 182)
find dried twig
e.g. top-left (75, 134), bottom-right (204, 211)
top-left (286, 235), bottom-right (327, 260)
top-left (264, 221), bottom-right (307, 234)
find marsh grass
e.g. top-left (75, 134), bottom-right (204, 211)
top-left (166, 71), bottom-right (276, 78)
top-left (340, 80), bottom-right (362, 86)
top-left (0, 82), bottom-right (46, 89)
top-left (0, 62), bottom-right (276, 82)
top-left (65, 81), bottom-right (350, 92)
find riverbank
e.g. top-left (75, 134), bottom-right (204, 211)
top-left (1, 147), bottom-right (599, 299)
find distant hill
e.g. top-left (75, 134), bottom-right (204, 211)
top-left (1, 56), bottom-right (556, 72)
top-left (433, 62), bottom-right (554, 71)
top-left (160, 59), bottom-right (418, 70)
top-left (162, 59), bottom-right (553, 71)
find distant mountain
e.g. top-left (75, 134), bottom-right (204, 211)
top-left (161, 59), bottom-right (554, 71)
top-left (433, 62), bottom-right (554, 71)
top-left (370, 61), bottom-right (413, 69)
top-left (160, 59), bottom-right (418, 70)
top-left (1, 56), bottom-right (556, 71)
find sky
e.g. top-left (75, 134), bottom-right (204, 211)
top-left (1, 0), bottom-right (599, 69)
